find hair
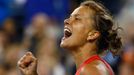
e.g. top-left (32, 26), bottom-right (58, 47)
top-left (81, 0), bottom-right (122, 54)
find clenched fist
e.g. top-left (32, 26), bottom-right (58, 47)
top-left (17, 52), bottom-right (38, 75)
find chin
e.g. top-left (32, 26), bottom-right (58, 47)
top-left (60, 41), bottom-right (68, 48)
top-left (60, 40), bottom-right (72, 49)
top-left (60, 36), bottom-right (79, 49)
top-left (60, 42), bottom-right (65, 48)
top-left (60, 42), bottom-right (79, 51)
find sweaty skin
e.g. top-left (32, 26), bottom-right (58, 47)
top-left (17, 5), bottom-right (113, 75)
top-left (61, 6), bottom-right (111, 75)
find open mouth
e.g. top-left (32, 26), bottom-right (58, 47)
top-left (64, 27), bottom-right (72, 38)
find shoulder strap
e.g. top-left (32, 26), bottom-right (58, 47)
top-left (75, 55), bottom-right (114, 75)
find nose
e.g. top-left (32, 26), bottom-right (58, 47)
top-left (64, 18), bottom-right (70, 25)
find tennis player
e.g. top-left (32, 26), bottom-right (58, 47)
top-left (17, 0), bottom-right (122, 75)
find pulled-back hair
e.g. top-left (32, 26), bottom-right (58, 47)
top-left (81, 0), bottom-right (122, 54)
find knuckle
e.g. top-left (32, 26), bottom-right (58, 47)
top-left (17, 61), bottom-right (21, 65)
top-left (26, 52), bottom-right (33, 56)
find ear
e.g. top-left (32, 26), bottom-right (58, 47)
top-left (87, 31), bottom-right (100, 41)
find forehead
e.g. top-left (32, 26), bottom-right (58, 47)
top-left (71, 6), bottom-right (94, 17)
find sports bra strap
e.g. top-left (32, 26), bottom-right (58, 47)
top-left (75, 55), bottom-right (114, 75)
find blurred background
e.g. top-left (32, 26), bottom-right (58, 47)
top-left (0, 0), bottom-right (134, 75)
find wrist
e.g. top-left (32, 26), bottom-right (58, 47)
top-left (26, 74), bottom-right (38, 75)
top-left (26, 72), bottom-right (38, 75)
top-left (32, 72), bottom-right (38, 75)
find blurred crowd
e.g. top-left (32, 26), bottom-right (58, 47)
top-left (0, 0), bottom-right (134, 75)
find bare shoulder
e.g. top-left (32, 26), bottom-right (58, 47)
top-left (79, 60), bottom-right (111, 75)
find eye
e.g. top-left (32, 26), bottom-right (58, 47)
top-left (75, 17), bottom-right (81, 20)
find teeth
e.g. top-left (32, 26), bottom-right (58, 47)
top-left (64, 29), bottom-right (71, 33)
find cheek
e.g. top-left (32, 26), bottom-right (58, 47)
top-left (73, 24), bottom-right (89, 40)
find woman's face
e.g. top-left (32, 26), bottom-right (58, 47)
top-left (60, 6), bottom-right (96, 49)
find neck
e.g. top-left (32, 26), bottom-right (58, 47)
top-left (69, 43), bottom-right (98, 69)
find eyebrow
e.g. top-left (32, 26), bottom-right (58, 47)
top-left (70, 14), bottom-right (81, 17)
top-left (70, 13), bottom-right (93, 19)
